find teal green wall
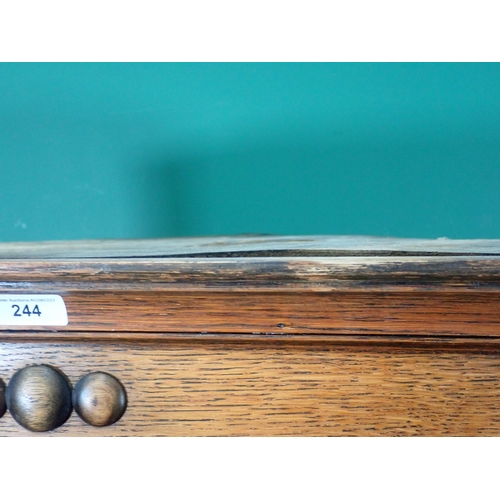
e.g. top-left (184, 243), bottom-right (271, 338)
top-left (1, 63), bottom-right (499, 242)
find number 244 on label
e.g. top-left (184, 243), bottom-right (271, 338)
top-left (12, 304), bottom-right (41, 317)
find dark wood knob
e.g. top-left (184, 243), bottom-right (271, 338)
top-left (0, 378), bottom-right (6, 418)
top-left (73, 372), bottom-right (127, 427)
top-left (6, 365), bottom-right (72, 432)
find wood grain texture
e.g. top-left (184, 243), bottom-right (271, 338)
top-left (2, 290), bottom-right (500, 338)
top-left (73, 372), bottom-right (127, 427)
top-left (2, 338), bottom-right (500, 436)
top-left (1, 255), bottom-right (500, 338)
top-left (5, 364), bottom-right (72, 432)
top-left (1, 236), bottom-right (500, 435)
top-left (1, 236), bottom-right (500, 338)
top-left (2, 256), bottom-right (500, 291)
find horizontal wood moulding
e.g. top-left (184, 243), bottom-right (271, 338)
top-left (1, 257), bottom-right (500, 291)
top-left (2, 339), bottom-right (500, 436)
top-left (1, 290), bottom-right (500, 337)
top-left (1, 237), bottom-right (500, 339)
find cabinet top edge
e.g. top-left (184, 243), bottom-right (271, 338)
top-left (1, 235), bottom-right (500, 259)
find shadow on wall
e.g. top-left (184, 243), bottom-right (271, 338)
top-left (128, 159), bottom-right (202, 237)
top-left (127, 133), bottom-right (500, 239)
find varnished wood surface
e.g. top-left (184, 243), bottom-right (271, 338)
top-left (1, 236), bottom-right (500, 435)
top-left (1, 338), bottom-right (500, 436)
top-left (1, 237), bottom-right (500, 338)
top-left (1, 255), bottom-right (500, 338)
top-left (2, 290), bottom-right (500, 337)
top-left (2, 256), bottom-right (500, 291)
top-left (73, 372), bottom-right (127, 427)
top-left (5, 364), bottom-right (72, 432)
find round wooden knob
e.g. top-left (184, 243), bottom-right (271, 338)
top-left (73, 372), bottom-right (127, 427)
top-left (0, 378), bottom-right (6, 418)
top-left (6, 365), bottom-right (72, 432)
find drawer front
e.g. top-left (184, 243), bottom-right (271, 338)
top-left (1, 339), bottom-right (500, 436)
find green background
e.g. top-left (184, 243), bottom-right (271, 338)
top-left (1, 63), bottom-right (499, 242)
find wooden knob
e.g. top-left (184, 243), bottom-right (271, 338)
top-left (0, 378), bottom-right (6, 418)
top-left (73, 372), bottom-right (127, 427)
top-left (6, 365), bottom-right (72, 432)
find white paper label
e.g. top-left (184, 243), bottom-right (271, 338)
top-left (0, 294), bottom-right (68, 326)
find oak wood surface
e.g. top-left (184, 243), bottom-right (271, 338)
top-left (1, 338), bottom-right (500, 436)
top-left (5, 364), bottom-right (72, 432)
top-left (2, 257), bottom-right (500, 292)
top-left (2, 290), bottom-right (500, 338)
top-left (1, 236), bottom-right (500, 435)
top-left (1, 253), bottom-right (500, 338)
top-left (73, 372), bottom-right (127, 427)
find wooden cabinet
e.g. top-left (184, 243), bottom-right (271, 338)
top-left (1, 235), bottom-right (500, 435)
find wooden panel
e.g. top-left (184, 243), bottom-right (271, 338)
top-left (1, 236), bottom-right (500, 436)
top-left (2, 290), bottom-right (500, 337)
top-left (2, 253), bottom-right (500, 338)
top-left (2, 256), bottom-right (500, 291)
top-left (1, 338), bottom-right (500, 436)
